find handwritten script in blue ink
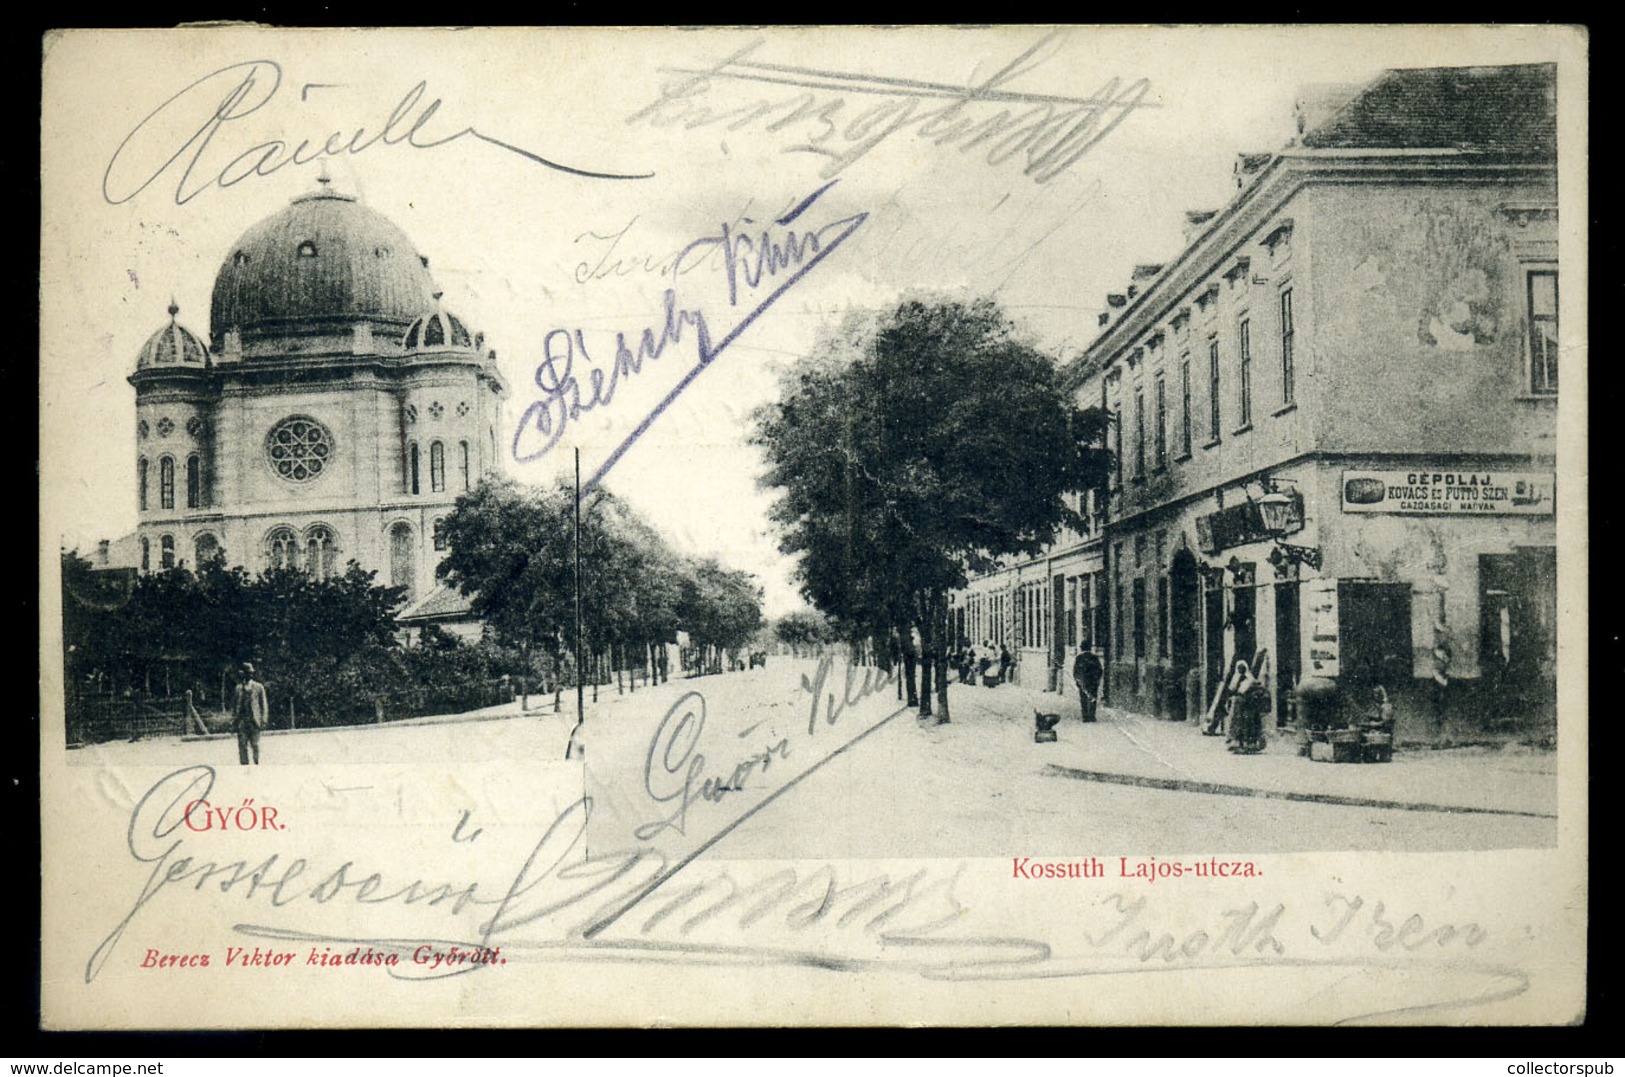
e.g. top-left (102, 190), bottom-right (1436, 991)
top-left (511, 180), bottom-right (866, 489)
top-left (103, 60), bottom-right (652, 207)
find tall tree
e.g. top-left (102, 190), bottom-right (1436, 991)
top-left (755, 296), bottom-right (1112, 722)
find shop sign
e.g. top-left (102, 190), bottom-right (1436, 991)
top-left (1302, 577), bottom-right (1340, 678)
top-left (1196, 500), bottom-right (1269, 555)
top-left (1341, 470), bottom-right (1554, 516)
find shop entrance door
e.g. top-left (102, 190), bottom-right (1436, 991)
top-left (1274, 580), bottom-right (1301, 727)
top-left (1479, 548), bottom-right (1557, 722)
top-left (1203, 569), bottom-right (1225, 709)
top-left (1169, 549), bottom-right (1199, 721)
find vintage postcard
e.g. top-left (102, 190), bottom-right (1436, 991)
top-left (39, 25), bottom-right (1587, 1028)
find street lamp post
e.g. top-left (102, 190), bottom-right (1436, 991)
top-left (1257, 483), bottom-right (1323, 571)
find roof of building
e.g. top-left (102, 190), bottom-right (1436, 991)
top-left (1299, 62), bottom-right (1556, 157)
top-left (404, 301), bottom-right (474, 351)
top-left (209, 179), bottom-right (440, 341)
top-left (136, 302), bottom-right (208, 370)
top-left (397, 582), bottom-right (477, 624)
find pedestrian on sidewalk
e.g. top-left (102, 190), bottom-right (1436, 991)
top-left (998, 644), bottom-right (1014, 684)
top-left (231, 662), bottom-right (269, 765)
top-left (1073, 648), bottom-right (1104, 722)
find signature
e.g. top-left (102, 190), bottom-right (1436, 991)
top-left (511, 180), bottom-right (867, 489)
top-left (627, 34), bottom-right (1153, 185)
top-left (572, 201), bottom-right (765, 285)
top-left (633, 656), bottom-right (898, 842)
top-left (103, 60), bottom-right (651, 207)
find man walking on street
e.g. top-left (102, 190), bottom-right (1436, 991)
top-left (1073, 647), bottom-right (1104, 722)
top-left (232, 662), bottom-right (269, 765)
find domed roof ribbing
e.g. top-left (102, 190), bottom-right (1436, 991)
top-left (209, 179), bottom-right (439, 339)
top-left (136, 302), bottom-right (208, 369)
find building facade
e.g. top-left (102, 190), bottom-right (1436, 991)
top-left (127, 180), bottom-right (509, 607)
top-left (958, 63), bottom-right (1560, 730)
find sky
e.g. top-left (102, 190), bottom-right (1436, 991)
top-left (39, 25), bottom-right (1573, 618)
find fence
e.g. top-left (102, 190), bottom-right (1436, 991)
top-left (64, 677), bottom-right (521, 746)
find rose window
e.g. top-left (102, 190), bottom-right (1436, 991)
top-left (156, 417), bottom-right (175, 438)
top-left (455, 401), bottom-right (470, 417)
top-left (428, 401), bottom-right (444, 420)
top-left (265, 416), bottom-right (333, 482)
top-left (137, 420), bottom-right (149, 440)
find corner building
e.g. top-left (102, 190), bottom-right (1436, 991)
top-left (963, 63), bottom-right (1560, 731)
top-left (128, 180), bottom-right (509, 604)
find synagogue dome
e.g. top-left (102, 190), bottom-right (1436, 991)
top-left (209, 180), bottom-right (440, 342)
top-left (136, 302), bottom-right (208, 370)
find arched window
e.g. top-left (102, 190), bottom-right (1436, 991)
top-left (432, 517), bottom-right (447, 552)
top-left (138, 457), bottom-right (149, 512)
top-left (266, 526), bottom-right (299, 571)
top-left (409, 442), bottom-right (420, 495)
top-left (159, 534), bottom-right (176, 570)
top-left (159, 456), bottom-right (175, 510)
top-left (186, 454), bottom-right (202, 509)
top-left (425, 317), bottom-right (445, 347)
top-left (194, 533), bottom-right (219, 566)
top-left (459, 441), bottom-right (471, 491)
top-left (389, 522), bottom-right (414, 598)
top-left (140, 537), bottom-right (150, 572)
top-left (298, 240), bottom-right (317, 258)
top-left (430, 441), bottom-right (445, 492)
top-left (304, 525), bottom-right (338, 579)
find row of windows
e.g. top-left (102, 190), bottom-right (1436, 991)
top-left (1108, 269), bottom-right (1558, 482)
top-left (406, 440), bottom-right (472, 495)
top-left (138, 454), bottom-right (209, 512)
top-left (961, 572), bottom-right (1108, 655)
top-left (1114, 287), bottom-right (1298, 486)
top-left (139, 532), bottom-right (220, 572)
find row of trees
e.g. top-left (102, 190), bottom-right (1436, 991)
top-left (754, 297), bottom-right (1113, 723)
top-left (59, 553), bottom-right (511, 732)
top-left (61, 478), bottom-right (765, 737)
top-left (435, 479), bottom-right (764, 688)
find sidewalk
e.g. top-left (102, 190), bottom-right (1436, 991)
top-left (944, 680), bottom-right (1558, 819)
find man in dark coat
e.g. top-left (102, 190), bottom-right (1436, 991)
top-left (232, 662), bottom-right (269, 765)
top-left (1073, 648), bottom-right (1104, 722)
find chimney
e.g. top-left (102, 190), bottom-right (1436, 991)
top-left (1183, 210), bottom-right (1217, 245)
top-left (97, 540), bottom-right (110, 567)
